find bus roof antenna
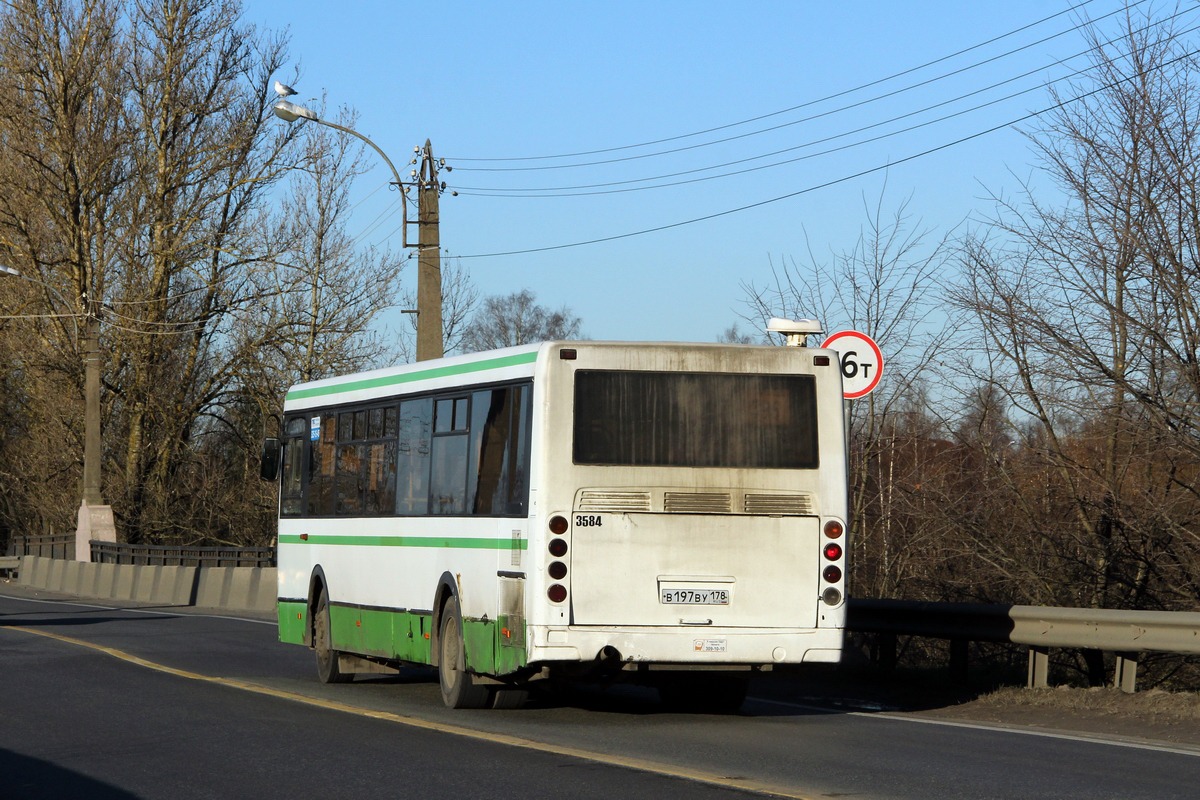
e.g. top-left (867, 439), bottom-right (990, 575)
top-left (766, 317), bottom-right (823, 347)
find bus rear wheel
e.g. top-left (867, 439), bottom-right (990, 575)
top-left (490, 686), bottom-right (529, 710)
top-left (438, 597), bottom-right (491, 709)
top-left (314, 589), bottom-right (351, 684)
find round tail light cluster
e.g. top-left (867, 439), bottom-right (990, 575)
top-left (821, 519), bottom-right (845, 606)
top-left (547, 515), bottom-right (569, 603)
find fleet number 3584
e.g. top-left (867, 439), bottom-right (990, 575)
top-left (574, 514), bottom-right (603, 527)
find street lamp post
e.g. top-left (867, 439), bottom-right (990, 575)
top-left (272, 98), bottom-right (444, 360)
top-left (1, 265), bottom-right (115, 560)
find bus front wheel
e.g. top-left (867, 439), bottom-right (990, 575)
top-left (438, 597), bottom-right (491, 709)
top-left (314, 589), bottom-right (352, 684)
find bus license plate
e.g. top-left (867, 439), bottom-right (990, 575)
top-left (661, 588), bottom-right (730, 605)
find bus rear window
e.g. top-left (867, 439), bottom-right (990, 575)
top-left (573, 371), bottom-right (819, 469)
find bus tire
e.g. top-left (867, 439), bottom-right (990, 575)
top-left (314, 589), bottom-right (352, 684)
top-left (438, 597), bottom-right (490, 709)
top-left (490, 686), bottom-right (529, 710)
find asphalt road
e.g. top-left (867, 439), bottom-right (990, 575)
top-left (2, 590), bottom-right (1198, 799)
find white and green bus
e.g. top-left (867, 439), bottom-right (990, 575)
top-left (263, 319), bottom-right (848, 711)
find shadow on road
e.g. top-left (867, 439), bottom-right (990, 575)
top-left (0, 749), bottom-right (140, 800)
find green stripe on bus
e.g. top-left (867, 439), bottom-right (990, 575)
top-left (279, 599), bottom-right (527, 676)
top-left (286, 351), bottom-right (539, 401)
top-left (278, 534), bottom-right (528, 550)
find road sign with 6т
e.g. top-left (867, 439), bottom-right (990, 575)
top-left (821, 330), bottom-right (883, 399)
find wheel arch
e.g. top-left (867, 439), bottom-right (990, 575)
top-left (303, 565), bottom-right (330, 647)
top-left (429, 571), bottom-right (460, 668)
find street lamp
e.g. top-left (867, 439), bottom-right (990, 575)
top-left (272, 97), bottom-right (444, 361)
top-left (0, 265), bottom-right (115, 560)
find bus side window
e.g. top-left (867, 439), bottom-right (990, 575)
top-left (468, 388), bottom-right (512, 514)
top-left (280, 417), bottom-right (306, 517)
top-left (306, 412), bottom-right (337, 516)
top-left (335, 442), bottom-right (364, 515)
top-left (396, 397), bottom-right (433, 515)
top-left (431, 395), bottom-right (470, 514)
top-left (466, 383), bottom-right (532, 516)
top-left (363, 439), bottom-right (397, 516)
top-left (508, 384), bottom-right (531, 515)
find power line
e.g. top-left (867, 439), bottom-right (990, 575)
top-left (445, 0), bottom-right (1121, 167)
top-left (452, 13), bottom-right (1200, 198)
top-left (453, 46), bottom-right (1200, 259)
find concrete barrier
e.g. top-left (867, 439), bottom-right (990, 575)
top-left (14, 555), bottom-right (275, 614)
top-left (194, 566), bottom-right (277, 612)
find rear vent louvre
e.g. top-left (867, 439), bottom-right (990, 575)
top-left (744, 493), bottom-right (814, 515)
top-left (664, 491), bottom-right (732, 513)
top-left (577, 490), bottom-right (651, 512)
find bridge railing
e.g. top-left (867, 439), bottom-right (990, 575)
top-left (5, 533), bottom-right (75, 559)
top-left (88, 541), bottom-right (275, 568)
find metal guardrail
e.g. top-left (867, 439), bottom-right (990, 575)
top-left (89, 541), bottom-right (275, 568)
top-left (6, 534), bottom-right (75, 559)
top-left (847, 598), bottom-right (1200, 692)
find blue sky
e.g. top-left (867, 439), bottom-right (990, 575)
top-left (247, 1), bottom-right (1181, 345)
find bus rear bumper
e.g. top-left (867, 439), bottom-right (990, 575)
top-left (526, 626), bottom-right (844, 669)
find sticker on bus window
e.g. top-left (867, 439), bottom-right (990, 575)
top-left (310, 417), bottom-right (320, 442)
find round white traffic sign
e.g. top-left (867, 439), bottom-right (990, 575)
top-left (821, 330), bottom-right (883, 399)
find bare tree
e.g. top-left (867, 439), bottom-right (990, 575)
top-left (100, 0), bottom-right (302, 543)
top-left (259, 101), bottom-right (405, 384)
top-left (716, 324), bottom-right (758, 344)
top-left (0, 0), bottom-right (128, 537)
top-left (951, 5), bottom-right (1200, 610)
top-left (460, 288), bottom-right (582, 353)
top-left (0, 0), bottom-right (305, 545)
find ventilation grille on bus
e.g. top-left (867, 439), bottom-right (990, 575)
top-left (664, 491), bottom-right (732, 513)
top-left (743, 493), bottom-right (814, 515)
top-left (576, 490), bottom-right (652, 512)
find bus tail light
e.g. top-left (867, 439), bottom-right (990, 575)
top-left (820, 521), bottom-right (844, 605)
top-left (548, 514), bottom-right (570, 604)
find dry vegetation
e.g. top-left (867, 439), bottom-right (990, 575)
top-left (739, 8), bottom-right (1200, 621)
top-left (977, 686), bottom-right (1200, 721)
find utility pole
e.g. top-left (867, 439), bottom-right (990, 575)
top-left (77, 287), bottom-right (115, 561)
top-left (82, 309), bottom-right (102, 506)
top-left (415, 139), bottom-right (444, 361)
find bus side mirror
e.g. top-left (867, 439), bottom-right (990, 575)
top-left (260, 438), bottom-right (281, 481)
